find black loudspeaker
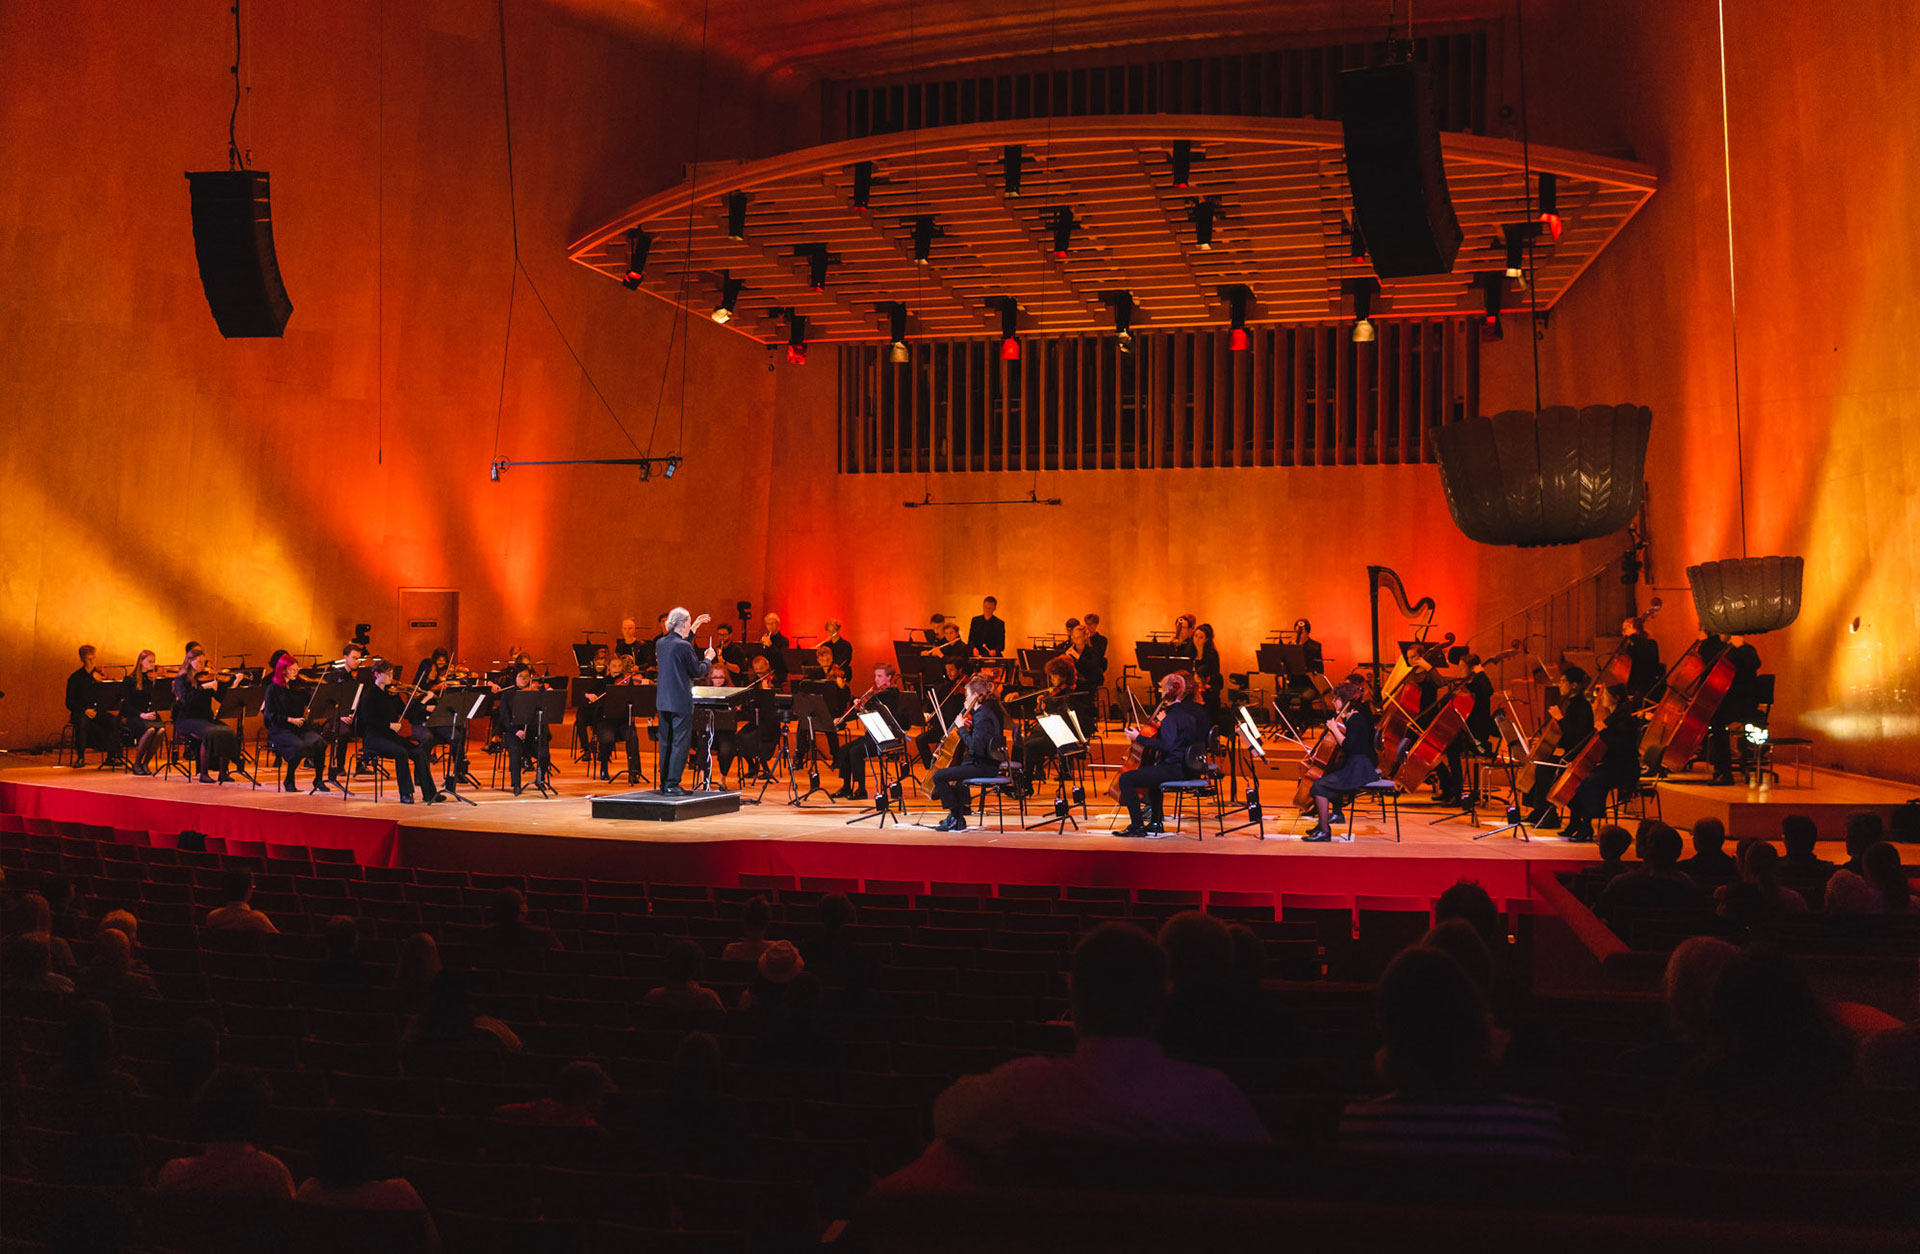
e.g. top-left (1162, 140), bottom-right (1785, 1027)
top-left (1338, 63), bottom-right (1462, 279)
top-left (185, 170), bottom-right (293, 337)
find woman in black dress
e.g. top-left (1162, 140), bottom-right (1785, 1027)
top-left (264, 650), bottom-right (327, 792)
top-left (121, 650), bottom-right (165, 775)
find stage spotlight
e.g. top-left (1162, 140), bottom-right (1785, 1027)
top-left (912, 216), bottom-right (937, 265)
top-left (639, 461), bottom-right (652, 483)
top-left (665, 457), bottom-right (679, 479)
top-left (852, 161), bottom-right (873, 211)
top-left (799, 245), bottom-right (832, 292)
top-left (991, 296), bottom-right (1020, 360)
top-left (1189, 197), bottom-right (1218, 250)
top-left (1501, 223), bottom-right (1537, 291)
top-left (1537, 172), bottom-right (1562, 240)
top-left (1171, 139), bottom-right (1194, 190)
top-left (1475, 272), bottom-right (1505, 341)
top-left (622, 229), bottom-right (651, 289)
top-left (1050, 207), bottom-right (1076, 258)
top-left (784, 312), bottom-right (808, 365)
top-left (726, 191), bottom-right (748, 240)
top-left (1346, 217), bottom-right (1367, 259)
top-left (711, 274), bottom-right (743, 324)
top-left (1221, 285), bottom-right (1251, 351)
top-left (886, 302), bottom-right (910, 363)
top-left (1002, 144), bottom-right (1023, 196)
top-left (1070, 784), bottom-right (1085, 806)
top-left (489, 458), bottom-right (503, 482)
top-left (1246, 785), bottom-right (1262, 824)
top-left (1348, 278), bottom-right (1379, 344)
top-left (1102, 290), bottom-right (1134, 352)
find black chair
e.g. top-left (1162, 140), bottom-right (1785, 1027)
top-left (1342, 779), bottom-right (1403, 842)
top-left (1161, 744), bottom-right (1227, 841)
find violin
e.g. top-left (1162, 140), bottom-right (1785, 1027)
top-left (835, 686), bottom-right (877, 726)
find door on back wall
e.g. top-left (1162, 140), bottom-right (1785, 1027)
top-left (396, 589), bottom-right (459, 673)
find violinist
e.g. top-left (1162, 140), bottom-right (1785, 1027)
top-left (1303, 679), bottom-right (1379, 842)
top-left (930, 674), bottom-right (1005, 832)
top-left (588, 655), bottom-right (643, 784)
top-left (1620, 617), bottom-right (1663, 702)
top-left (121, 649), bottom-right (165, 775)
top-left (325, 641), bottom-right (373, 784)
top-left (173, 649), bottom-right (244, 783)
top-left (354, 661), bottom-right (441, 804)
top-left (1169, 614), bottom-right (1198, 661)
top-left (1524, 664), bottom-right (1593, 831)
top-left (745, 651), bottom-right (782, 693)
top-left (966, 596), bottom-right (1007, 658)
top-left (832, 663), bottom-right (908, 801)
top-left (1114, 671), bottom-right (1210, 837)
top-left (264, 651), bottom-right (328, 792)
top-left (915, 659), bottom-right (969, 767)
top-left (759, 612), bottom-right (791, 686)
top-left (413, 648), bottom-right (453, 693)
top-left (1443, 654), bottom-right (1499, 806)
top-left (1565, 683), bottom-right (1643, 842)
top-left (735, 654), bottom-right (785, 778)
top-left (66, 645), bottom-right (116, 767)
top-left (1193, 623), bottom-right (1225, 726)
top-left (500, 664), bottom-right (552, 794)
top-left (1018, 656), bottom-right (1080, 784)
top-left (1707, 633), bottom-right (1763, 785)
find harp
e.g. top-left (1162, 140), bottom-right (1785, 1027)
top-left (1367, 565), bottom-right (1437, 686)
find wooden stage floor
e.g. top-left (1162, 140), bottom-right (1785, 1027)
top-left (2, 754), bottom-right (1896, 900)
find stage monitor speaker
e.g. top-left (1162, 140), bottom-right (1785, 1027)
top-left (185, 170), bottom-right (293, 337)
top-left (1338, 62), bottom-right (1462, 279)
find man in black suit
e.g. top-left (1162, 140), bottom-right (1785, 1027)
top-left (65, 645), bottom-right (114, 766)
top-left (1117, 672), bottom-right (1212, 838)
top-left (355, 661), bottom-right (442, 805)
top-left (1620, 616), bottom-right (1663, 702)
top-left (656, 606), bottom-right (717, 795)
top-left (967, 596), bottom-right (1006, 658)
top-left (1082, 614), bottom-right (1109, 688)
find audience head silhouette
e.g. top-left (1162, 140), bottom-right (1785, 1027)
top-left (1070, 922), bottom-right (1168, 1039)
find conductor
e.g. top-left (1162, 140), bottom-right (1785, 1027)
top-left (656, 607), bottom-right (716, 795)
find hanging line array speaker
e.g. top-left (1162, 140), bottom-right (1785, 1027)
top-left (1337, 62), bottom-right (1463, 279)
top-left (185, 170), bottom-right (293, 337)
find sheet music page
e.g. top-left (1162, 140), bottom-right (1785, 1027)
top-left (1038, 713), bottom-right (1078, 748)
top-left (858, 710), bottom-right (894, 744)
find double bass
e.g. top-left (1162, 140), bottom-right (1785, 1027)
top-left (1598, 602), bottom-right (1662, 692)
top-left (1392, 687), bottom-right (1475, 792)
top-left (1655, 653), bottom-right (1735, 771)
top-left (1639, 642), bottom-right (1713, 769)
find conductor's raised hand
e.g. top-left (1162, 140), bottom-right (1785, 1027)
top-left (690, 613), bottom-right (712, 633)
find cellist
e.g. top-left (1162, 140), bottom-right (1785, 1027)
top-left (1563, 682), bottom-right (1643, 842)
top-left (1117, 671), bottom-right (1210, 838)
top-left (1303, 679), bottom-right (1379, 842)
top-left (1524, 665), bottom-right (1592, 831)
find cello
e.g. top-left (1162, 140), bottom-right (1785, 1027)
top-left (1108, 691), bottom-right (1173, 800)
top-left (1374, 669), bottom-right (1424, 777)
top-left (1292, 723), bottom-right (1341, 808)
top-left (1392, 688), bottom-right (1475, 792)
top-left (1639, 642), bottom-right (1711, 769)
top-left (1656, 654), bottom-right (1735, 771)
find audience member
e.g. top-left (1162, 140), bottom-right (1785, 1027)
top-left (1156, 910), bottom-right (1294, 1060)
top-left (1649, 947), bottom-right (1869, 1166)
top-left (1337, 946), bottom-right (1567, 1157)
top-left (401, 970), bottom-right (522, 1074)
top-left (40, 875), bottom-right (83, 942)
top-left (1433, 881), bottom-right (1504, 957)
top-left (295, 1112), bottom-right (433, 1221)
top-left (1822, 869), bottom-right (1879, 916)
top-left (204, 871), bottom-right (277, 934)
top-left (933, 922), bottom-right (1268, 1154)
top-left (75, 927), bottom-right (159, 1002)
top-left (5, 933), bottom-right (74, 994)
top-left (1842, 811), bottom-right (1884, 872)
top-left (49, 999), bottom-right (140, 1093)
top-left (494, 1060), bottom-right (613, 1126)
top-left (642, 939), bottom-right (726, 1013)
top-left (96, 910), bottom-right (148, 972)
top-left (473, 888), bottom-right (558, 967)
top-left (1861, 842), bottom-right (1914, 914)
top-left (739, 939), bottom-right (804, 1012)
top-left (1420, 920), bottom-right (1493, 1000)
top-left (1575, 826), bottom-right (1636, 897)
top-left (1677, 818), bottom-right (1736, 879)
top-left (393, 932), bottom-right (442, 1011)
top-left (1596, 825), bottom-right (1701, 919)
top-left (722, 895), bottom-right (773, 963)
top-left (1714, 839), bottom-right (1807, 925)
top-left (156, 1067), bottom-right (295, 1198)
top-left (10, 892), bottom-right (77, 971)
top-left (314, 915), bottom-right (371, 985)
top-left (1779, 814), bottom-right (1834, 876)
top-left (1664, 937), bottom-right (1741, 1048)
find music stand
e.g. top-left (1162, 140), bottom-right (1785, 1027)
top-left (215, 684), bottom-right (264, 787)
top-left (845, 708), bottom-right (907, 828)
top-left (1474, 701), bottom-right (1535, 841)
top-left (506, 689), bottom-right (564, 797)
top-left (788, 688), bottom-right (835, 804)
top-left (582, 684), bottom-right (640, 788)
top-left (690, 685), bottom-right (751, 794)
top-left (570, 642), bottom-right (598, 676)
top-left (1023, 713), bottom-right (1087, 832)
top-left (428, 687), bottom-right (487, 802)
top-left (569, 678), bottom-right (609, 760)
top-left (301, 683), bottom-right (352, 796)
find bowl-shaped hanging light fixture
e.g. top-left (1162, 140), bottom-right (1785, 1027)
top-left (1686, 555), bottom-right (1803, 635)
top-left (1432, 404), bottom-right (1652, 547)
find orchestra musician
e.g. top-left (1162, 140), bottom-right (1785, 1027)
top-left (590, 645), bottom-right (612, 677)
top-left (1564, 682), bottom-right (1643, 842)
top-left (325, 641), bottom-right (372, 784)
top-left (121, 649), bottom-right (165, 775)
top-left (1303, 679), bottom-right (1379, 842)
top-left (65, 645), bottom-right (115, 766)
top-left (832, 662), bottom-right (908, 801)
top-left (922, 620), bottom-right (967, 661)
top-left (655, 607), bottom-right (717, 795)
top-left (735, 654), bottom-right (785, 778)
top-left (1620, 617), bottom-right (1663, 703)
top-left (614, 616), bottom-right (644, 661)
top-left (821, 620), bottom-right (854, 674)
top-left (713, 623), bottom-right (746, 685)
top-left (1443, 654), bottom-right (1499, 806)
top-left (1707, 633), bottom-right (1763, 785)
top-left (966, 596), bottom-right (1006, 658)
top-left (916, 659), bottom-right (969, 767)
top-left (1079, 615), bottom-right (1109, 691)
top-left (587, 655), bottom-right (643, 784)
top-left (1193, 623), bottom-right (1224, 726)
top-left (759, 612), bottom-right (791, 686)
top-left (1117, 671), bottom-right (1211, 837)
top-left (1407, 645), bottom-right (1458, 800)
top-left (172, 648), bottom-right (243, 783)
top-left (1017, 656), bottom-right (1081, 784)
top-left (929, 674), bottom-right (1005, 832)
top-left (1170, 614), bottom-right (1198, 661)
top-left (355, 661), bottom-right (441, 805)
top-left (264, 651), bottom-right (328, 793)
top-left (500, 664), bottom-right (552, 794)
top-left (1524, 665), bottom-right (1593, 831)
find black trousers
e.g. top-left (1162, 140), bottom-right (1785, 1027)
top-left (506, 727), bottom-right (550, 788)
top-left (268, 728), bottom-right (326, 781)
top-left (1525, 759), bottom-right (1566, 818)
top-left (176, 718), bottom-right (240, 773)
top-left (658, 709), bottom-right (695, 788)
top-left (1118, 762), bottom-right (1192, 823)
top-left (364, 732), bottom-right (438, 799)
top-left (70, 710), bottom-right (115, 760)
top-left (931, 758), bottom-right (992, 816)
top-left (593, 720), bottom-right (640, 781)
top-left (916, 725), bottom-right (951, 767)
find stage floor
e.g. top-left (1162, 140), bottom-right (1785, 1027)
top-left (0, 754), bottom-right (1894, 901)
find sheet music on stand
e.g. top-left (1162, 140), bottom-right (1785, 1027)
top-left (1037, 713), bottom-right (1082, 752)
top-left (857, 709), bottom-right (900, 749)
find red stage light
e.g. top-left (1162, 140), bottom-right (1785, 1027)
top-left (1000, 336), bottom-right (1021, 361)
top-left (1228, 327), bottom-right (1250, 352)
top-left (1539, 211), bottom-right (1564, 240)
top-left (785, 343), bottom-right (808, 365)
